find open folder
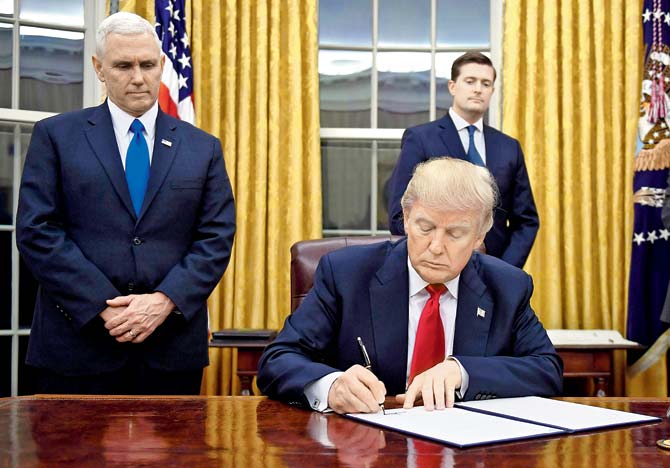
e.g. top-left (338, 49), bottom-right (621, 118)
top-left (345, 396), bottom-right (661, 448)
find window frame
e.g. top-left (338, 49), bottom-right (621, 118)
top-left (0, 0), bottom-right (106, 397)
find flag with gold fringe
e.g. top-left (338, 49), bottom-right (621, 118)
top-left (627, 0), bottom-right (670, 377)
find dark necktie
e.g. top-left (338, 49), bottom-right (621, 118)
top-left (125, 119), bottom-right (150, 216)
top-left (408, 284), bottom-right (447, 385)
top-left (467, 125), bottom-right (485, 166)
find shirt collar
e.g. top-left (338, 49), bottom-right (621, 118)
top-left (407, 256), bottom-right (460, 299)
top-left (107, 99), bottom-right (158, 140)
top-left (449, 107), bottom-right (483, 133)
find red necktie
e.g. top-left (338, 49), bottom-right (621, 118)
top-left (412, 439), bottom-right (445, 468)
top-left (408, 284), bottom-right (446, 385)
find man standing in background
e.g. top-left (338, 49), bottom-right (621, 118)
top-left (387, 52), bottom-right (538, 268)
top-left (16, 12), bottom-right (235, 395)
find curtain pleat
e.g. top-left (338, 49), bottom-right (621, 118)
top-left (503, 0), bottom-right (667, 395)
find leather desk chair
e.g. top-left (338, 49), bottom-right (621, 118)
top-left (290, 235), bottom-right (403, 311)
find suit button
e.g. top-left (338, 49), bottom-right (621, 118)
top-left (128, 282), bottom-right (134, 292)
top-left (132, 237), bottom-right (142, 245)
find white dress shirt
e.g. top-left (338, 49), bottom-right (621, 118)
top-left (107, 99), bottom-right (158, 168)
top-left (406, 258), bottom-right (469, 399)
top-left (407, 257), bottom-right (459, 368)
top-left (449, 107), bottom-right (486, 164)
top-left (304, 257), bottom-right (469, 412)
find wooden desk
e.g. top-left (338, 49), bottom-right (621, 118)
top-left (210, 336), bottom-right (638, 397)
top-left (1, 396), bottom-right (669, 466)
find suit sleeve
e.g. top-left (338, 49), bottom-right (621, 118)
top-left (500, 141), bottom-right (539, 267)
top-left (455, 275), bottom-right (563, 399)
top-left (154, 137), bottom-right (235, 321)
top-left (387, 129), bottom-right (427, 235)
top-left (257, 255), bottom-right (344, 407)
top-left (16, 120), bottom-right (121, 329)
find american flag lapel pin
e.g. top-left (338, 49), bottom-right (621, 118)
top-left (476, 307), bottom-right (486, 319)
top-left (161, 139), bottom-right (172, 147)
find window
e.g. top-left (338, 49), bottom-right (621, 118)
top-left (318, 0), bottom-right (501, 235)
top-left (0, 0), bottom-right (105, 397)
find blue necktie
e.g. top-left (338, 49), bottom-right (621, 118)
top-left (126, 119), bottom-right (150, 216)
top-left (467, 125), bottom-right (485, 167)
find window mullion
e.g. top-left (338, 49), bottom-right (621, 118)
top-left (371, 0), bottom-right (378, 130)
top-left (10, 123), bottom-right (20, 396)
top-left (11, 0), bottom-right (19, 109)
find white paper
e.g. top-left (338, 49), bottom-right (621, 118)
top-left (546, 329), bottom-right (639, 346)
top-left (457, 396), bottom-right (659, 431)
top-left (346, 406), bottom-right (563, 448)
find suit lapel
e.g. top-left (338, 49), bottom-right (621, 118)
top-left (137, 110), bottom-right (178, 222)
top-left (453, 254), bottom-right (494, 356)
top-left (85, 103), bottom-right (136, 219)
top-left (369, 240), bottom-right (410, 392)
top-left (438, 114), bottom-right (467, 160)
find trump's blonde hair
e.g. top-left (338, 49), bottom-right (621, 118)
top-left (400, 157), bottom-right (498, 235)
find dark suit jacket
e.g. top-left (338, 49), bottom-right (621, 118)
top-left (16, 102), bottom-right (236, 375)
top-left (662, 170), bottom-right (670, 323)
top-left (257, 240), bottom-right (562, 407)
top-left (663, 170), bottom-right (670, 229)
top-left (387, 114), bottom-right (539, 268)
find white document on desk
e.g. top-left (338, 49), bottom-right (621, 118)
top-left (457, 396), bottom-right (660, 432)
top-left (346, 406), bottom-right (564, 448)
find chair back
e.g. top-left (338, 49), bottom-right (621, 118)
top-left (290, 235), bottom-right (403, 312)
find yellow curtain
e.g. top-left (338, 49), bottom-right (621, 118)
top-left (118, 0), bottom-right (322, 395)
top-left (502, 0), bottom-right (665, 395)
top-left (117, 0), bottom-right (153, 19)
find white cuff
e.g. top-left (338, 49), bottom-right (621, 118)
top-left (447, 356), bottom-right (469, 399)
top-left (304, 372), bottom-right (343, 412)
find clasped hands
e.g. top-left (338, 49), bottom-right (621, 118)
top-left (99, 292), bottom-right (175, 343)
top-left (327, 360), bottom-right (462, 414)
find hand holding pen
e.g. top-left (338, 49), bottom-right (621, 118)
top-left (325, 338), bottom-right (387, 414)
top-left (357, 337), bottom-right (386, 414)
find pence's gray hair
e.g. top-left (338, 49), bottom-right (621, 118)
top-left (96, 12), bottom-right (161, 58)
top-left (401, 157), bottom-right (499, 235)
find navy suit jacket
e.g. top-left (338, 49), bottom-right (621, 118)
top-left (257, 240), bottom-right (562, 407)
top-left (387, 114), bottom-right (539, 267)
top-left (662, 171), bottom-right (670, 323)
top-left (17, 102), bottom-right (235, 375)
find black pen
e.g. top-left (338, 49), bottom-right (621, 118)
top-left (356, 336), bottom-right (386, 414)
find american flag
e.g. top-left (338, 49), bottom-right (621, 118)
top-left (155, 0), bottom-right (195, 124)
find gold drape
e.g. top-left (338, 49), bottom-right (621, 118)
top-left (503, 0), bottom-right (666, 395)
top-left (119, 0), bottom-right (322, 395)
top-left (117, 0), bottom-right (153, 19)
